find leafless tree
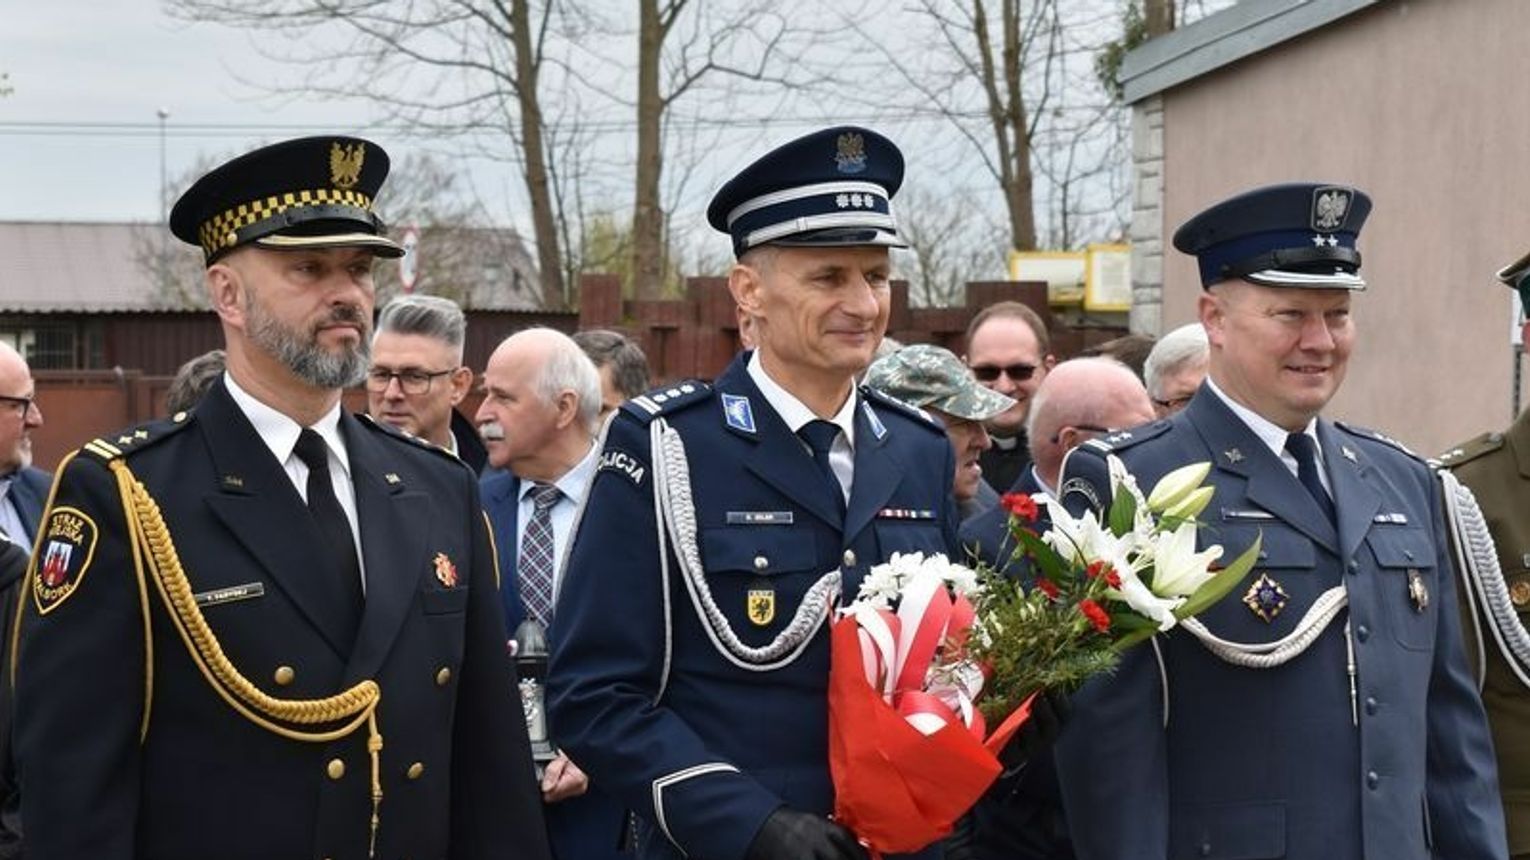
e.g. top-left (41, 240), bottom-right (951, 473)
top-left (165, 0), bottom-right (572, 309)
top-left (894, 187), bottom-right (1007, 308)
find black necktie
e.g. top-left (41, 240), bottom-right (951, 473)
top-left (798, 420), bottom-right (845, 515)
top-left (294, 429), bottom-right (364, 639)
top-left (1285, 432), bottom-right (1336, 526)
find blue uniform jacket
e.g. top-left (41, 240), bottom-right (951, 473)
top-left (959, 467), bottom-right (1050, 579)
top-left (547, 353), bottom-right (959, 860)
top-left (13, 378), bottom-right (551, 860)
top-left (481, 468), bottom-right (633, 860)
top-left (1052, 388), bottom-right (1505, 860)
top-left (3, 467), bottom-right (47, 543)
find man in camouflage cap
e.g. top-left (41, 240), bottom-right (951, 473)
top-left (864, 343), bottom-right (1015, 521)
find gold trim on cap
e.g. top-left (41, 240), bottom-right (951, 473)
top-left (195, 188), bottom-right (374, 256)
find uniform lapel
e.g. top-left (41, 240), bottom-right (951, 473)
top-left (724, 363), bottom-right (844, 529)
top-left (197, 379), bottom-right (352, 658)
top-left (1319, 420), bottom-right (1380, 564)
top-left (1186, 391), bottom-right (1338, 553)
top-left (341, 413), bottom-right (429, 683)
top-left (844, 398), bottom-right (904, 541)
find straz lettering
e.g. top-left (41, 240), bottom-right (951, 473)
top-left (599, 450), bottom-right (647, 486)
top-left (47, 511), bottom-right (86, 543)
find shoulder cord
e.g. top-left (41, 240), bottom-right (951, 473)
top-left (650, 418), bottom-right (838, 671)
top-left (1440, 469), bottom-right (1530, 690)
top-left (109, 460), bottom-right (386, 858)
top-left (1178, 586), bottom-right (1348, 668)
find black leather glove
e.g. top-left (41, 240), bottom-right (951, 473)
top-left (942, 811), bottom-right (980, 860)
top-left (999, 687), bottom-right (1072, 771)
top-left (745, 807), bottom-right (868, 860)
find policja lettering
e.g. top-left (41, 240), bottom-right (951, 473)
top-left (598, 449), bottom-right (647, 486)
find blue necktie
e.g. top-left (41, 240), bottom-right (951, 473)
top-left (1285, 432), bottom-right (1336, 526)
top-left (798, 420), bottom-right (845, 516)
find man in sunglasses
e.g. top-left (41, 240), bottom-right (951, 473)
top-left (964, 302), bottom-right (1056, 499)
top-left (1052, 183), bottom-right (1505, 860)
top-left (367, 294), bottom-right (487, 472)
top-left (1436, 252), bottom-right (1530, 858)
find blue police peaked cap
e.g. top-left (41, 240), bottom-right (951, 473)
top-left (170, 135), bottom-right (405, 265)
top-left (1173, 182), bottom-right (1372, 290)
top-left (707, 126), bottom-right (906, 258)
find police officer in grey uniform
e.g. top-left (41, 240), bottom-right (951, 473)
top-left (1054, 183), bottom-right (1506, 860)
top-left (548, 127), bottom-right (962, 860)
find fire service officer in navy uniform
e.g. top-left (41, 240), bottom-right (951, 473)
top-left (1051, 183), bottom-right (1506, 860)
top-left (12, 137), bottom-right (551, 860)
top-left (547, 127), bottom-right (964, 860)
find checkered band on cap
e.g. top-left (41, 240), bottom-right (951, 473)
top-left (196, 188), bottom-right (375, 257)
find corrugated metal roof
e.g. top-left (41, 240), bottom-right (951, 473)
top-left (1120, 0), bottom-right (1385, 104)
top-left (0, 221), bottom-right (205, 312)
top-left (0, 221), bottom-right (545, 313)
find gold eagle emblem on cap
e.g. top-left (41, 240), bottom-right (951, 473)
top-left (330, 141), bottom-right (366, 190)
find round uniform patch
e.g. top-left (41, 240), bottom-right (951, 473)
top-left (32, 506), bottom-right (99, 615)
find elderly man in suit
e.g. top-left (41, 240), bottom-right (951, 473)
top-left (12, 136), bottom-right (550, 860)
top-left (1053, 183), bottom-right (1505, 860)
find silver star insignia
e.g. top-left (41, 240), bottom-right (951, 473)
top-left (836, 193), bottom-right (849, 208)
top-left (1312, 234), bottom-right (1328, 247)
top-left (1225, 447), bottom-right (1244, 464)
top-left (1341, 446), bottom-right (1357, 462)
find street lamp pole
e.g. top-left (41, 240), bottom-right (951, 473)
top-left (156, 108), bottom-right (170, 225)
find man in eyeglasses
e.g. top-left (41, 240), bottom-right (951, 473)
top-left (1053, 183), bottom-right (1505, 860)
top-left (964, 302), bottom-right (1056, 500)
top-left (1436, 252), bottom-right (1530, 859)
top-left (0, 343), bottom-right (46, 555)
top-left (1143, 323), bottom-right (1209, 418)
top-left (367, 294), bottom-right (487, 472)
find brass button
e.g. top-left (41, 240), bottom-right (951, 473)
top-left (327, 758), bottom-right (346, 780)
top-left (753, 555), bottom-right (768, 571)
top-left (273, 666), bottom-right (295, 686)
top-left (435, 667), bottom-right (452, 686)
top-left (842, 550), bottom-right (857, 567)
top-left (1512, 580), bottom-right (1530, 607)
top-left (407, 761), bottom-right (425, 780)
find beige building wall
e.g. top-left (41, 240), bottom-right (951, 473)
top-left (1155, 0), bottom-right (1530, 454)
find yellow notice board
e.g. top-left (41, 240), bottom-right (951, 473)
top-left (1084, 243), bottom-right (1131, 312)
top-left (1008, 250), bottom-right (1087, 306)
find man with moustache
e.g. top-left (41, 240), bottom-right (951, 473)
top-left (548, 127), bottom-right (968, 860)
top-left (367, 294), bottom-right (487, 472)
top-left (12, 137), bottom-right (550, 860)
top-left (1053, 183), bottom-right (1505, 860)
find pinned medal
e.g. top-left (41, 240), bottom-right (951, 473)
top-left (433, 552), bottom-right (458, 588)
top-left (1243, 572), bottom-right (1288, 623)
top-left (747, 588), bottom-right (775, 626)
top-left (1408, 568), bottom-right (1429, 613)
top-left (1512, 579), bottom-right (1530, 608)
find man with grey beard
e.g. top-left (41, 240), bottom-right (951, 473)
top-left (11, 137), bottom-right (551, 860)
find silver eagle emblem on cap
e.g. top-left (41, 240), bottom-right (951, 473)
top-left (1312, 187), bottom-right (1351, 231)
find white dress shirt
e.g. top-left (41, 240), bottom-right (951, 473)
top-left (1204, 376), bottom-right (1330, 495)
top-left (746, 350), bottom-right (858, 504)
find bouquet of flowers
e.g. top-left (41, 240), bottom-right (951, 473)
top-left (826, 456), bottom-right (1260, 855)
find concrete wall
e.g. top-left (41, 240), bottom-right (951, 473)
top-left (1154, 0), bottom-right (1530, 454)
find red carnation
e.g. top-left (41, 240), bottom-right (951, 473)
top-left (1001, 492), bottom-right (1039, 523)
top-left (1105, 570), bottom-right (1122, 589)
top-left (1086, 561), bottom-right (1123, 590)
top-left (1079, 599), bottom-right (1110, 633)
top-left (1036, 577), bottom-right (1059, 599)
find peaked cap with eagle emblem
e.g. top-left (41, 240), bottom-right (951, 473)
top-left (1173, 182), bottom-right (1372, 290)
top-left (170, 135), bottom-right (406, 263)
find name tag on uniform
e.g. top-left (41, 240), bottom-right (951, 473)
top-left (193, 582), bottom-right (265, 607)
top-left (727, 511), bottom-right (794, 525)
top-left (1373, 512), bottom-right (1409, 525)
top-left (876, 508), bottom-right (936, 520)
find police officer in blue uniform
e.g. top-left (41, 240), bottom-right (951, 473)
top-left (12, 137), bottom-right (551, 860)
top-left (547, 127), bottom-right (960, 860)
top-left (1052, 183), bottom-right (1506, 860)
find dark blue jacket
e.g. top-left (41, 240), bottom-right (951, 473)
top-left (548, 353), bottom-right (959, 860)
top-left (1052, 388), bottom-right (1506, 860)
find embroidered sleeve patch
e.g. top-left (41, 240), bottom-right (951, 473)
top-left (599, 449), bottom-right (648, 486)
top-left (32, 506), bottom-right (99, 615)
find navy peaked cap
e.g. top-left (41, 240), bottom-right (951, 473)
top-left (170, 135), bottom-right (405, 265)
top-left (1173, 182), bottom-right (1372, 290)
top-left (707, 125), bottom-right (906, 257)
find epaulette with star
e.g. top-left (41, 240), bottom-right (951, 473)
top-left (1078, 419), bottom-right (1172, 456)
top-left (356, 412), bottom-right (466, 466)
top-left (621, 380), bottom-right (713, 425)
top-left (77, 409), bottom-right (197, 465)
top-left (860, 385), bottom-right (943, 433)
top-left (1335, 421), bottom-right (1425, 463)
top-left (1434, 430), bottom-right (1505, 469)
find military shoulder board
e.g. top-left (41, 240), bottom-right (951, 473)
top-left (859, 386), bottom-right (942, 432)
top-left (79, 410), bottom-right (195, 464)
top-left (357, 412), bottom-right (461, 464)
top-left (1433, 431), bottom-right (1505, 469)
top-left (1336, 421), bottom-right (1424, 463)
top-left (622, 380), bottom-right (713, 424)
top-left (1080, 419), bottom-right (1171, 455)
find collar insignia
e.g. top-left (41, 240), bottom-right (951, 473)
top-left (722, 393), bottom-right (756, 433)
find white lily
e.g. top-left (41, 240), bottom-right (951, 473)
top-left (1106, 454), bottom-right (1155, 535)
top-left (1146, 462), bottom-right (1212, 513)
top-left (1148, 520), bottom-right (1223, 598)
top-left (1110, 564), bottom-right (1184, 631)
top-left (1041, 497), bottom-right (1136, 569)
top-left (1163, 485), bottom-right (1215, 521)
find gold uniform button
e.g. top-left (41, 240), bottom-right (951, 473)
top-left (326, 758), bottom-right (345, 780)
top-left (1511, 580), bottom-right (1530, 607)
top-left (435, 667), bottom-right (452, 686)
top-left (842, 550), bottom-right (857, 567)
top-left (407, 762), bottom-right (425, 780)
top-left (273, 666), bottom-right (295, 686)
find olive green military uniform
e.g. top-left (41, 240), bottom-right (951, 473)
top-left (1440, 407), bottom-right (1530, 857)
